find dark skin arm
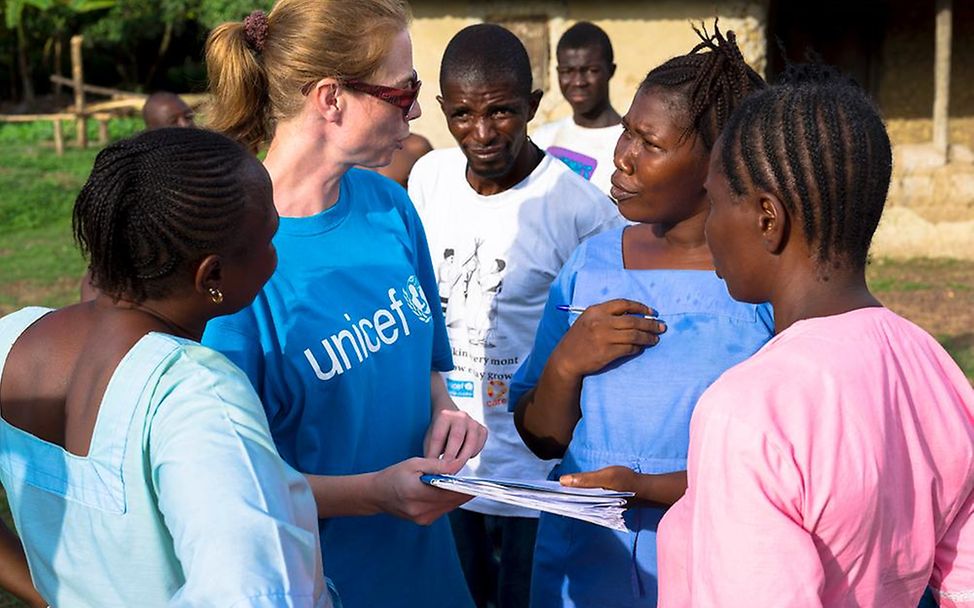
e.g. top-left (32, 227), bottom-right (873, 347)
top-left (0, 520), bottom-right (45, 608)
top-left (513, 299), bottom-right (666, 460)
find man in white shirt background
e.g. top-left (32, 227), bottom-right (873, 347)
top-left (531, 22), bottom-right (623, 197)
top-left (408, 23), bottom-right (624, 608)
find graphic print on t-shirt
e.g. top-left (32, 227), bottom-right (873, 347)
top-left (546, 146), bottom-right (598, 181)
top-left (302, 274), bottom-right (430, 382)
top-left (402, 275), bottom-right (432, 323)
top-left (437, 242), bottom-right (507, 348)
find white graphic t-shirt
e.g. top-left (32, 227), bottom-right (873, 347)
top-left (410, 148), bottom-right (625, 517)
top-left (531, 117), bottom-right (623, 197)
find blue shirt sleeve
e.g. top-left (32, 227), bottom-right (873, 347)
top-left (508, 241), bottom-right (587, 411)
top-left (148, 346), bottom-right (330, 607)
top-left (395, 185), bottom-right (454, 373)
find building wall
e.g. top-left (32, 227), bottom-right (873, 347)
top-left (879, 0), bottom-right (974, 148)
top-left (409, 0), bottom-right (768, 149)
top-left (406, 0), bottom-right (973, 222)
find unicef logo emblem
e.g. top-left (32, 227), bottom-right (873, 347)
top-left (402, 275), bottom-right (432, 323)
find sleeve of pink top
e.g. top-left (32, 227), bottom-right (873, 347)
top-left (932, 486), bottom-right (974, 607)
top-left (685, 394), bottom-right (826, 607)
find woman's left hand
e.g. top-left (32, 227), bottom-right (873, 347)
top-left (561, 466), bottom-right (688, 507)
top-left (561, 465), bottom-right (640, 493)
top-left (424, 407), bottom-right (488, 463)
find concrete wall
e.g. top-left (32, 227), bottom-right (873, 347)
top-left (879, 0), bottom-right (974, 149)
top-left (408, 0), bottom-right (768, 149)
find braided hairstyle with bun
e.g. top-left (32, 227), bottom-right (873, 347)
top-left (73, 127), bottom-right (257, 303)
top-left (640, 21), bottom-right (766, 151)
top-left (717, 64), bottom-right (892, 267)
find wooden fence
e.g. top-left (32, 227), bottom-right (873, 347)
top-left (0, 35), bottom-right (202, 156)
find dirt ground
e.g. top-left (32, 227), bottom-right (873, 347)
top-left (866, 258), bottom-right (973, 344)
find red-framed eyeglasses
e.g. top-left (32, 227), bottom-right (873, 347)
top-left (302, 72), bottom-right (422, 119)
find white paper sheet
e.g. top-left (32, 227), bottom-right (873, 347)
top-left (421, 474), bottom-right (632, 532)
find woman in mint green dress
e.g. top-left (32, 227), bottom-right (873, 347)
top-left (0, 128), bottom-right (336, 607)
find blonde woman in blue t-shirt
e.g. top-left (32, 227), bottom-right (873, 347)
top-left (202, 2), bottom-right (487, 607)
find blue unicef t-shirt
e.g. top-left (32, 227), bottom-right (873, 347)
top-left (203, 169), bottom-right (471, 608)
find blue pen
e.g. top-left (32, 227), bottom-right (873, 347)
top-left (556, 304), bottom-right (658, 320)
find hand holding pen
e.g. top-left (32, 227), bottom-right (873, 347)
top-left (556, 305), bottom-right (658, 320)
top-left (549, 298), bottom-right (667, 378)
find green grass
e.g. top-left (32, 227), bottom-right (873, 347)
top-left (869, 278), bottom-right (933, 292)
top-left (0, 117), bottom-right (143, 146)
top-left (943, 342), bottom-right (974, 380)
top-left (0, 147), bottom-right (99, 230)
top-left (939, 334), bottom-right (974, 377)
top-left (0, 145), bottom-right (93, 313)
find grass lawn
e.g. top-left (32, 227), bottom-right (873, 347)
top-left (0, 121), bottom-right (140, 313)
top-left (0, 129), bottom-right (971, 605)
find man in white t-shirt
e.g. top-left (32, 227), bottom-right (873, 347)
top-left (531, 22), bottom-right (623, 196)
top-left (409, 24), bottom-right (624, 608)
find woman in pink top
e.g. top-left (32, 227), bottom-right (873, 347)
top-left (657, 67), bottom-right (974, 607)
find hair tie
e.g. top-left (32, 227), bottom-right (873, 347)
top-left (243, 10), bottom-right (269, 53)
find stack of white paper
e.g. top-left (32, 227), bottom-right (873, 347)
top-left (421, 474), bottom-right (632, 532)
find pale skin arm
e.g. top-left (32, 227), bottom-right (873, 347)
top-left (0, 521), bottom-right (45, 608)
top-left (514, 299), bottom-right (666, 460)
top-left (304, 373), bottom-right (487, 525)
top-left (304, 458), bottom-right (472, 525)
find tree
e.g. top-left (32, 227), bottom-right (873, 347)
top-left (197, 0), bottom-right (271, 29)
top-left (4, 0), bottom-right (113, 103)
top-left (84, 0), bottom-right (193, 87)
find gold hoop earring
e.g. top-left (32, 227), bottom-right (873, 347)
top-left (208, 287), bottom-right (224, 304)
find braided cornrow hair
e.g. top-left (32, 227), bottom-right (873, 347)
top-left (73, 128), bottom-right (255, 302)
top-left (640, 20), bottom-right (766, 151)
top-left (718, 64), bottom-right (892, 267)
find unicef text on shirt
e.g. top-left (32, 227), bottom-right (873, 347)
top-left (303, 278), bottom-right (433, 381)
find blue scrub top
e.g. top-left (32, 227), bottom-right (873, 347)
top-left (511, 228), bottom-right (774, 607)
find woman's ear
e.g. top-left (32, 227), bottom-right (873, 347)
top-left (310, 78), bottom-right (343, 122)
top-left (758, 193), bottom-right (789, 255)
top-left (195, 254), bottom-right (222, 297)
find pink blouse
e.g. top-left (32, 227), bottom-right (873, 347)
top-left (658, 307), bottom-right (974, 607)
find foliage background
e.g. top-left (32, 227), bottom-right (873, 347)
top-left (0, 0), bottom-right (273, 102)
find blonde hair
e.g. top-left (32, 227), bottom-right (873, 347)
top-left (204, 0), bottom-right (411, 152)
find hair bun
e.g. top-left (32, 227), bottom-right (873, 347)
top-left (774, 48), bottom-right (861, 88)
top-left (243, 10), bottom-right (269, 53)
